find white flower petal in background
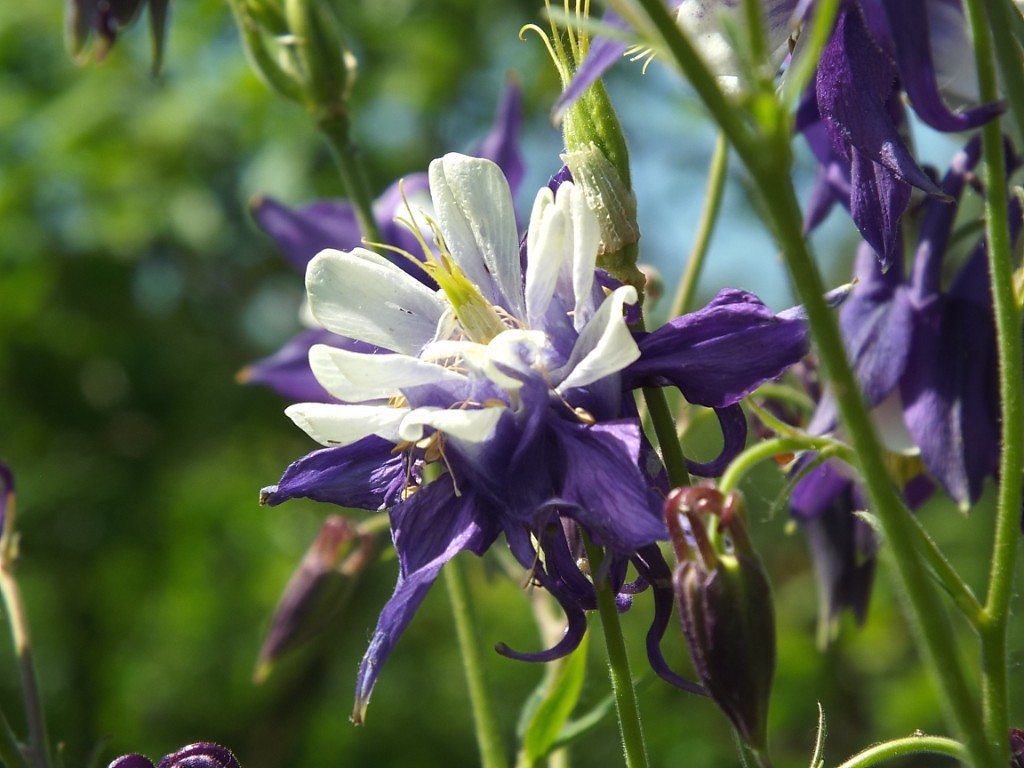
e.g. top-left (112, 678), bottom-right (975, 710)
top-left (306, 248), bottom-right (445, 355)
top-left (308, 344), bottom-right (465, 403)
top-left (285, 402), bottom-right (408, 447)
top-left (556, 286), bottom-right (640, 392)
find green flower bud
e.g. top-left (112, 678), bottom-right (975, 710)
top-left (665, 486), bottom-right (776, 756)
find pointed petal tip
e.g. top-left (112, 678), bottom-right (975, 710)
top-left (259, 485), bottom-right (279, 506)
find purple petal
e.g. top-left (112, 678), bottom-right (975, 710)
top-left (0, 462), bottom-right (12, 536)
top-left (685, 404), bottom-right (748, 477)
top-left (551, 419), bottom-right (667, 552)
top-left (468, 77), bottom-right (525, 194)
top-left (882, 0), bottom-right (1003, 132)
top-left (250, 197), bottom-right (361, 272)
top-left (791, 461), bottom-right (876, 625)
top-left (901, 251), bottom-right (999, 506)
top-left (626, 289), bottom-right (809, 408)
top-left (238, 328), bottom-right (338, 403)
top-left (847, 144), bottom-right (913, 268)
top-left (816, 6), bottom-right (941, 196)
top-left (632, 544), bottom-right (707, 695)
top-left (552, 9), bottom-right (633, 121)
top-left (353, 475), bottom-right (497, 722)
top-left (260, 436), bottom-right (407, 510)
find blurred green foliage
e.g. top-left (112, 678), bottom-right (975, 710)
top-left (0, 2), bottom-right (1019, 768)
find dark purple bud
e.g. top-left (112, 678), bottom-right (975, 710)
top-left (664, 487), bottom-right (775, 755)
top-left (109, 743), bottom-right (240, 768)
top-left (1010, 729), bottom-right (1024, 768)
top-left (255, 516), bottom-right (377, 682)
top-left (156, 743), bottom-right (241, 768)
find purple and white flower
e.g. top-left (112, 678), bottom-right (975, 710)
top-left (262, 152), bottom-right (811, 720)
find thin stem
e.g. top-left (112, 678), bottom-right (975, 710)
top-left (316, 112), bottom-right (384, 246)
top-left (443, 556), bottom-right (510, 768)
top-left (833, 735), bottom-right (968, 768)
top-left (717, 436), bottom-right (850, 496)
top-left (582, 538), bottom-right (649, 768)
top-left (668, 132), bottom-right (729, 319)
top-left (642, 386), bottom-right (692, 488)
top-left (963, 1), bottom-right (1024, 762)
top-left (0, 710), bottom-right (29, 768)
top-left (978, 0), bottom-right (1024, 148)
top-left (0, 569), bottom-right (50, 768)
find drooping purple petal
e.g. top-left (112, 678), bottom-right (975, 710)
top-left (260, 436), bottom-right (408, 510)
top-left (847, 145), bottom-right (913, 267)
top-left (816, 6), bottom-right (942, 196)
top-left (901, 249), bottom-right (1000, 507)
top-left (626, 289), bottom-right (809, 408)
top-left (353, 475), bottom-right (497, 723)
top-left (551, 419), bottom-right (667, 551)
top-left (882, 0), bottom-right (1003, 133)
top-left (250, 197), bottom-right (361, 272)
top-left (632, 544), bottom-right (707, 695)
top-left (790, 460), bottom-right (876, 626)
top-left (686, 404), bottom-right (748, 477)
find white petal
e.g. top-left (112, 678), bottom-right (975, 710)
top-left (556, 286), bottom-right (640, 392)
top-left (285, 402), bottom-right (407, 447)
top-left (308, 344), bottom-right (464, 402)
top-left (429, 153), bottom-right (525, 318)
top-left (524, 186), bottom-right (566, 325)
top-left (565, 182), bottom-right (601, 330)
top-left (398, 406), bottom-right (504, 444)
top-left (306, 248), bottom-right (445, 355)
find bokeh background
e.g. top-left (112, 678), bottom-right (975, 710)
top-left (1, 2), bottom-right (1019, 767)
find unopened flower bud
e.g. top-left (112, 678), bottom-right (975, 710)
top-left (285, 0), bottom-right (355, 119)
top-left (665, 486), bottom-right (775, 755)
top-left (255, 515), bottom-right (376, 682)
top-left (108, 742), bottom-right (240, 768)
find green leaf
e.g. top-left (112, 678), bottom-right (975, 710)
top-left (520, 632), bottom-right (589, 763)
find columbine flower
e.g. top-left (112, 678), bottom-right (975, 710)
top-left (806, 138), bottom-right (1021, 508)
top-left (238, 81), bottom-right (523, 401)
top-left (798, 0), bottom-right (1003, 267)
top-left (109, 743), bottom-right (240, 768)
top-left (262, 152), bottom-right (810, 720)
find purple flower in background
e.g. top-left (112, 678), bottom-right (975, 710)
top-left (808, 138), bottom-right (1021, 508)
top-left (0, 462), bottom-right (12, 536)
top-left (109, 743), bottom-right (240, 768)
top-left (238, 81), bottom-right (523, 402)
top-left (262, 152), bottom-right (809, 720)
top-left (799, 0), bottom-right (1002, 267)
top-left (66, 0), bottom-right (171, 73)
top-left (553, 0), bottom-right (799, 119)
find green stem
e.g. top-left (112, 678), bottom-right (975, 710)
top-left (756, 167), bottom-right (994, 768)
top-left (0, 569), bottom-right (50, 768)
top-left (963, 1), bottom-right (1024, 762)
top-left (978, 0), bottom-right (1024, 148)
top-left (833, 735), bottom-right (968, 768)
top-left (642, 386), bottom-right (692, 488)
top-left (582, 539), bottom-right (649, 768)
top-left (717, 436), bottom-right (850, 496)
top-left (444, 556), bottom-right (510, 768)
top-left (316, 112), bottom-right (384, 246)
top-left (668, 132), bottom-right (729, 319)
